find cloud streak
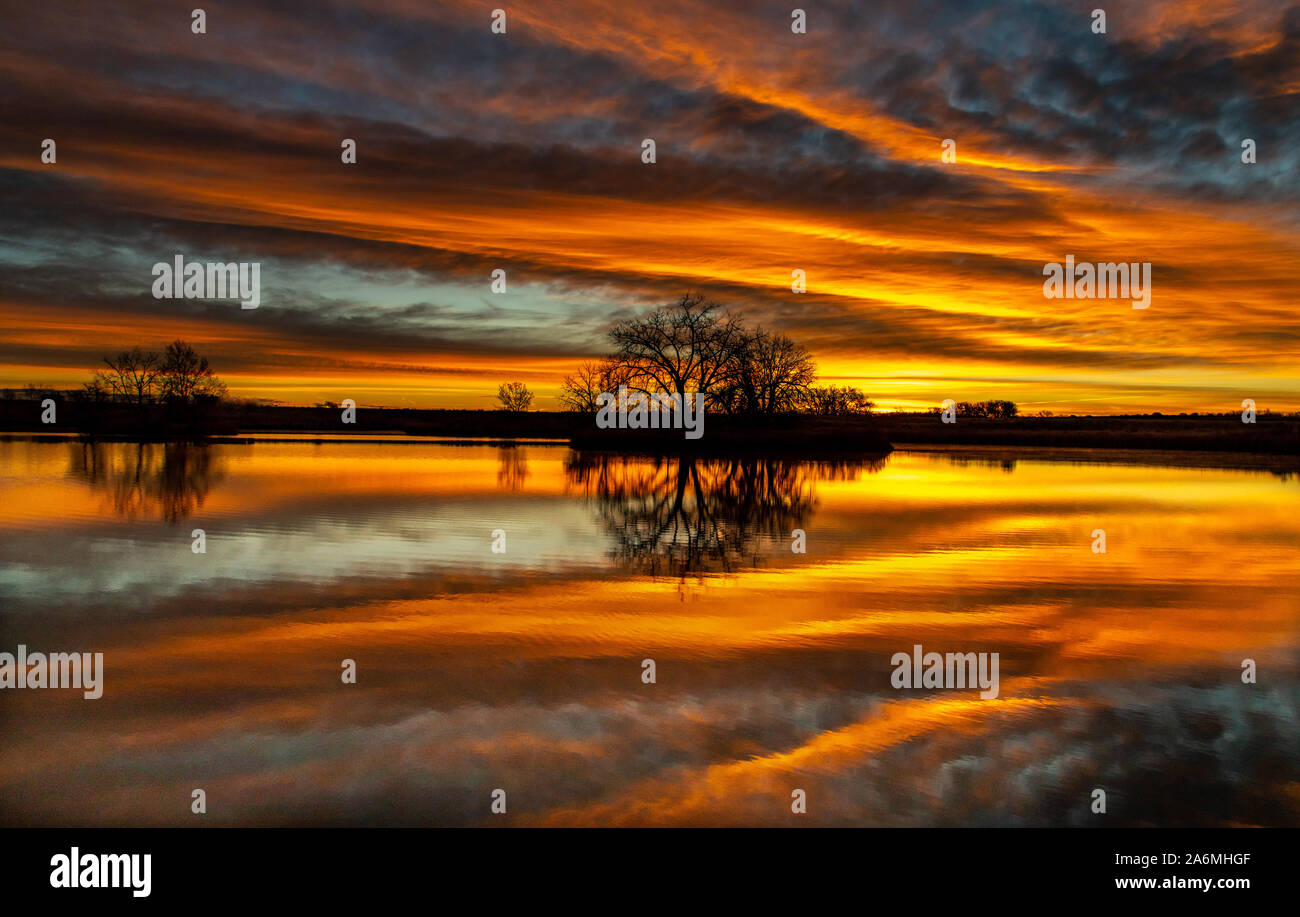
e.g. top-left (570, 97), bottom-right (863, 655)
top-left (1, 0), bottom-right (1297, 410)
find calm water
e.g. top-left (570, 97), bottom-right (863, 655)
top-left (0, 439), bottom-right (1296, 827)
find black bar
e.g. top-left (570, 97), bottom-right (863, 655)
top-left (4, 827), bottom-right (1290, 904)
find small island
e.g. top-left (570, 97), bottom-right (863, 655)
top-left (1, 295), bottom-right (1296, 465)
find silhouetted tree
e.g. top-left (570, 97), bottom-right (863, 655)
top-left (715, 329), bottom-right (817, 415)
top-left (607, 293), bottom-right (747, 409)
top-left (559, 361), bottom-right (619, 412)
top-left (801, 385), bottom-right (874, 416)
top-left (93, 347), bottom-right (162, 406)
top-left (497, 381), bottom-right (535, 411)
top-left (955, 400), bottom-right (1018, 419)
top-left (88, 341), bottom-right (226, 407)
top-left (160, 340), bottom-right (227, 403)
top-left (568, 293), bottom-right (827, 417)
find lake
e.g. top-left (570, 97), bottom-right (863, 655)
top-left (0, 439), bottom-right (1296, 826)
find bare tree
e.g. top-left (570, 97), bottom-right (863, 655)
top-left (563, 293), bottom-right (824, 417)
top-left (79, 377), bottom-right (109, 403)
top-left (497, 381), bottom-right (535, 411)
top-left (160, 340), bottom-right (227, 402)
top-left (607, 293), bottom-right (746, 407)
top-left (717, 329), bottom-right (817, 415)
top-left (559, 361), bottom-right (609, 412)
top-left (94, 347), bottom-right (163, 406)
top-left (560, 359), bottom-right (638, 411)
top-left (802, 385), bottom-right (874, 415)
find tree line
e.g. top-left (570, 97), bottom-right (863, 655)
top-left (82, 340), bottom-right (227, 405)
top-left (552, 293), bottom-right (873, 416)
top-left (928, 400), bottom-right (1020, 419)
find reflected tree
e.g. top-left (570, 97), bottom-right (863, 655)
top-left (496, 446), bottom-right (530, 491)
top-left (564, 452), bottom-right (885, 576)
top-left (68, 441), bottom-right (225, 522)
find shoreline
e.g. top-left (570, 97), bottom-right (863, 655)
top-left (1, 401), bottom-right (1295, 462)
top-left (892, 443), bottom-right (1300, 473)
top-left (3, 431), bottom-right (1296, 472)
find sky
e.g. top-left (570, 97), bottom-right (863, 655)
top-left (1, 0), bottom-right (1297, 412)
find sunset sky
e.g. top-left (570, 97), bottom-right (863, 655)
top-left (2, 0), bottom-right (1297, 412)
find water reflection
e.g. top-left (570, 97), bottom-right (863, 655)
top-left (0, 441), bottom-right (1296, 827)
top-left (937, 454), bottom-right (1018, 473)
top-left (68, 440), bottom-right (224, 522)
top-left (564, 453), bottom-right (886, 576)
top-left (496, 446), bottom-right (530, 491)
